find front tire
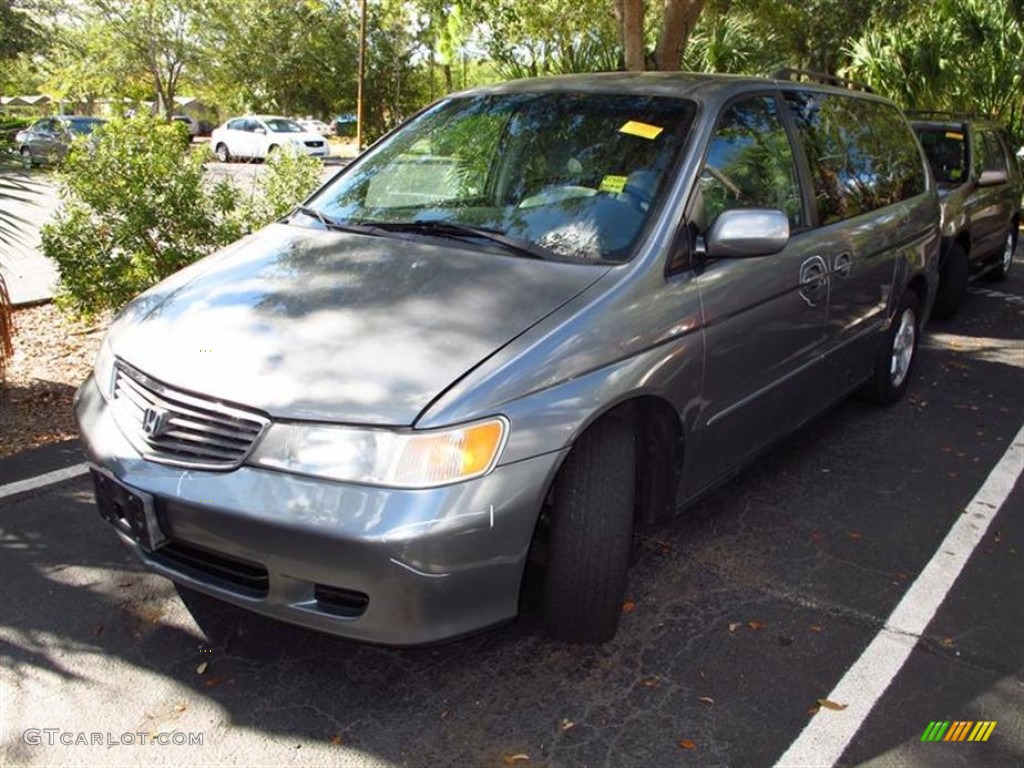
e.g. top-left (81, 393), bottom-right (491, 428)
top-left (542, 412), bottom-right (636, 643)
top-left (861, 291), bottom-right (920, 405)
top-left (986, 226), bottom-right (1017, 282)
top-left (20, 147), bottom-right (32, 168)
top-left (215, 143), bottom-right (231, 163)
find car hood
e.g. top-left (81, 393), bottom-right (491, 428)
top-left (111, 224), bottom-right (609, 425)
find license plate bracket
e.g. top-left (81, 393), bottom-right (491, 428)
top-left (91, 468), bottom-right (166, 552)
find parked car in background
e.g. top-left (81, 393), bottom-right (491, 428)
top-left (171, 114), bottom-right (199, 139)
top-left (910, 114), bottom-right (1022, 317)
top-left (77, 72), bottom-right (938, 647)
top-left (15, 116), bottom-right (107, 166)
top-left (210, 115), bottom-right (328, 162)
top-left (297, 118), bottom-right (334, 137)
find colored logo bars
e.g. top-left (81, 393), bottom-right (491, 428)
top-left (921, 721), bottom-right (997, 742)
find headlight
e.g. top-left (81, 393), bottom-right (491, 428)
top-left (93, 336), bottom-right (117, 400)
top-left (249, 417), bottom-right (508, 488)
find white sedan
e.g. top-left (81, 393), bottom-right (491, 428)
top-left (210, 115), bottom-right (329, 162)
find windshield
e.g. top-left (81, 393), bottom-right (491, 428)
top-left (66, 119), bottom-right (105, 135)
top-left (264, 118), bottom-right (304, 133)
top-left (915, 128), bottom-right (966, 185)
top-left (308, 92), bottom-right (696, 262)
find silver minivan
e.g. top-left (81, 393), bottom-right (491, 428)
top-left (76, 73), bottom-right (940, 645)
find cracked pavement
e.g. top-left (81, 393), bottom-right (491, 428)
top-left (1, 259), bottom-right (1022, 767)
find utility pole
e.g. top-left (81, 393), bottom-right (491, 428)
top-left (356, 0), bottom-right (367, 152)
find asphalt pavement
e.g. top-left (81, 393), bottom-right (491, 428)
top-left (1, 254), bottom-right (1022, 767)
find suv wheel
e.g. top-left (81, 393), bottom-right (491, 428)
top-left (861, 291), bottom-right (920, 405)
top-left (932, 243), bottom-right (968, 318)
top-left (986, 226), bottom-right (1017, 282)
top-left (542, 412), bottom-right (636, 643)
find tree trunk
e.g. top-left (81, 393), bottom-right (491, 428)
top-left (614, 0), bottom-right (646, 72)
top-left (655, 0), bottom-right (705, 72)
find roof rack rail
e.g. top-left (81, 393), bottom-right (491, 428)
top-left (904, 109), bottom-right (976, 121)
top-left (771, 68), bottom-right (874, 94)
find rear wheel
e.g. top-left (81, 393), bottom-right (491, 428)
top-left (986, 226), bottom-right (1016, 282)
top-left (931, 243), bottom-right (968, 318)
top-left (542, 412), bottom-right (636, 643)
top-left (860, 291), bottom-right (920, 405)
top-left (215, 143), bottom-right (231, 163)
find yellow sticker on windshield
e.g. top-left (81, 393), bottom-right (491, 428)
top-left (945, 131), bottom-right (963, 140)
top-left (599, 175), bottom-right (628, 194)
top-left (620, 120), bottom-right (664, 140)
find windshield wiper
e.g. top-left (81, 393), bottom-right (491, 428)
top-left (289, 205), bottom-right (381, 236)
top-left (365, 220), bottom-right (559, 261)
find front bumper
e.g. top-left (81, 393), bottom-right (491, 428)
top-left (74, 375), bottom-right (564, 645)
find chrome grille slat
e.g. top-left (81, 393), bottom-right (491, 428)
top-left (117, 373), bottom-right (262, 434)
top-left (111, 361), bottom-right (269, 470)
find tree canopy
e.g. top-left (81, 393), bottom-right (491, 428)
top-left (0, 0), bottom-right (1020, 143)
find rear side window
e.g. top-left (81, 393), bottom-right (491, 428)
top-left (974, 130), bottom-right (1008, 175)
top-left (784, 92), bottom-right (926, 225)
top-left (698, 95), bottom-right (806, 230)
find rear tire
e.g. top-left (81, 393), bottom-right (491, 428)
top-left (542, 412), bottom-right (636, 643)
top-left (931, 243), bottom-right (968, 318)
top-left (986, 226), bottom-right (1016, 282)
top-left (860, 291), bottom-right (920, 405)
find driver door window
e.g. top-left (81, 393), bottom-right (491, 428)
top-left (699, 96), bottom-right (805, 230)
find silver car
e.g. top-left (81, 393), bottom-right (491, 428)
top-left (76, 73), bottom-right (940, 645)
top-left (15, 116), bottom-right (106, 166)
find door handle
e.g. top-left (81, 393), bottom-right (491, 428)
top-left (833, 252), bottom-right (852, 277)
top-left (799, 255), bottom-right (828, 307)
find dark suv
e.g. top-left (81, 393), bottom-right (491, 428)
top-left (910, 115), bottom-right (1022, 317)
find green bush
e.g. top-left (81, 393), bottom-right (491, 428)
top-left (41, 116), bottom-right (323, 320)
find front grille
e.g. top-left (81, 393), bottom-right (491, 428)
top-left (111, 362), bottom-right (269, 470)
top-left (304, 140), bottom-right (324, 148)
top-left (152, 540), bottom-right (269, 597)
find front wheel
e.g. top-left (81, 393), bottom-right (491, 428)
top-left (214, 143), bottom-right (231, 163)
top-left (860, 291), bottom-right (920, 405)
top-left (542, 412), bottom-right (636, 643)
top-left (20, 147), bottom-right (32, 168)
top-left (986, 226), bottom-right (1017, 282)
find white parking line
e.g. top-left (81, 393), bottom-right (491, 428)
top-left (0, 463), bottom-right (90, 501)
top-left (775, 423), bottom-right (1024, 768)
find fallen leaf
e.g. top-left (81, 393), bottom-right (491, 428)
top-left (847, 532), bottom-right (862, 541)
top-left (948, 472), bottom-right (959, 478)
top-left (329, 734), bottom-right (344, 746)
top-left (196, 662), bottom-right (208, 675)
top-left (808, 703), bottom-right (821, 716)
top-left (817, 699), bottom-right (848, 711)
top-left (203, 677), bottom-right (223, 688)
top-left (560, 718), bottom-right (575, 731)
top-left (728, 622), bottom-right (741, 632)
top-left (440, 708), bottom-right (451, 719)
top-left (678, 739), bottom-right (697, 750)
top-left (92, 624), bottom-right (104, 637)
top-left (503, 754), bottom-right (530, 765)
top-left (941, 637), bottom-right (955, 648)
top-left (808, 625), bottom-right (824, 633)
top-left (698, 696), bottom-right (715, 706)
top-left (174, 703), bottom-right (187, 713)
top-left (622, 600), bottom-right (637, 613)
top-left (640, 677), bottom-right (660, 688)
top-left (747, 620), bottom-right (766, 630)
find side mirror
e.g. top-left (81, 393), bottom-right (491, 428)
top-left (705, 208), bottom-right (790, 259)
top-left (253, 127), bottom-right (267, 135)
top-left (977, 169), bottom-right (1008, 187)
